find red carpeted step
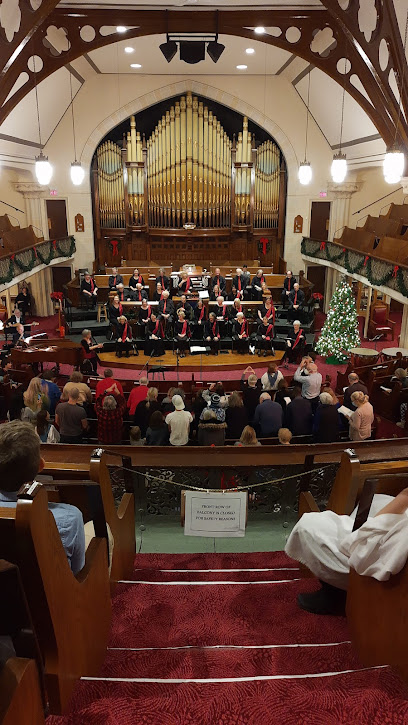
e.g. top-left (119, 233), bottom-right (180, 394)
top-left (46, 668), bottom-right (408, 725)
top-left (110, 578), bottom-right (349, 649)
top-left (132, 551), bottom-right (297, 570)
top-left (102, 641), bottom-right (359, 679)
top-left (127, 568), bottom-right (301, 582)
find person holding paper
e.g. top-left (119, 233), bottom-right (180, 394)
top-left (204, 312), bottom-right (220, 355)
top-left (174, 309), bottom-right (191, 358)
top-left (348, 391), bottom-right (374, 441)
top-left (343, 372), bottom-right (368, 410)
top-left (281, 320), bottom-right (305, 367)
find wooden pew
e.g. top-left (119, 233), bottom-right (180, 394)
top-left (0, 657), bottom-right (45, 724)
top-left (346, 474), bottom-right (408, 685)
top-left (0, 485), bottom-right (111, 713)
top-left (42, 450), bottom-right (135, 590)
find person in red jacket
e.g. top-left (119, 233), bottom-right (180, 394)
top-left (95, 369), bottom-right (124, 399)
top-left (127, 376), bottom-right (149, 416)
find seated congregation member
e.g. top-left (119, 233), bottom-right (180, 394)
top-left (108, 294), bottom-right (123, 335)
top-left (134, 387), bottom-right (160, 436)
top-left (22, 377), bottom-right (49, 422)
top-left (198, 409), bottom-right (227, 446)
top-left (11, 323), bottom-right (28, 349)
top-left (234, 425), bottom-right (261, 446)
top-left (343, 372), bottom-right (368, 411)
top-left (80, 329), bottom-right (103, 374)
top-left (253, 392), bottom-right (283, 437)
top-left (145, 410), bottom-right (169, 446)
top-left (95, 386), bottom-right (126, 445)
top-left (282, 320), bottom-right (305, 367)
top-left (167, 394), bottom-right (193, 447)
top-left (154, 283), bottom-right (164, 302)
top-left (127, 376), bottom-right (149, 416)
top-left (278, 428), bottom-right (292, 446)
top-left (80, 273), bottom-right (98, 309)
top-left (281, 270), bottom-right (296, 307)
top-left (284, 386), bottom-right (313, 436)
top-left (240, 370), bottom-right (262, 423)
top-left (116, 315), bottom-right (134, 358)
top-left (251, 269), bottom-right (265, 301)
top-left (108, 266), bottom-right (123, 290)
top-left (274, 378), bottom-right (292, 414)
top-left (194, 298), bottom-right (207, 330)
top-left (133, 282), bottom-right (147, 303)
top-left (256, 316), bottom-right (275, 357)
top-left (177, 271), bottom-right (192, 296)
top-left (225, 391), bottom-right (248, 440)
top-left (15, 284), bottom-right (32, 316)
top-left (204, 312), bottom-right (220, 355)
top-left (288, 283), bottom-right (305, 321)
top-left (129, 268), bottom-right (145, 291)
top-left (138, 298), bottom-right (153, 333)
top-left (55, 387), bottom-right (88, 443)
top-left (35, 409), bottom-right (60, 443)
top-left (159, 290), bottom-right (174, 325)
top-left (294, 359), bottom-right (322, 412)
top-left (348, 391), bottom-right (374, 441)
top-left (229, 298), bottom-right (243, 321)
top-left (174, 309), bottom-right (191, 358)
top-left (211, 267), bottom-right (226, 295)
top-left (144, 313), bottom-right (164, 357)
top-left (258, 296), bottom-right (275, 323)
top-left (63, 371), bottom-right (92, 406)
top-left (232, 268), bottom-right (245, 300)
top-left (96, 369), bottom-right (123, 399)
top-left (233, 312), bottom-right (249, 354)
top-left (130, 426), bottom-right (144, 446)
top-left (313, 391), bottom-right (340, 443)
top-left (285, 484), bottom-right (408, 615)
top-left (156, 267), bottom-right (170, 291)
top-left (177, 294), bottom-right (193, 321)
top-left (0, 421), bottom-right (85, 573)
top-left (41, 371), bottom-right (61, 416)
top-left (261, 362), bottom-right (283, 392)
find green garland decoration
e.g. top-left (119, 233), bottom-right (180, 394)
top-left (36, 243), bottom-right (54, 266)
top-left (0, 236), bottom-right (76, 286)
top-left (302, 237), bottom-right (408, 300)
top-left (13, 249), bottom-right (36, 273)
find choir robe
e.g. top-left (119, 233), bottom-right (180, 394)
top-left (229, 305), bottom-right (243, 320)
top-left (144, 319), bottom-right (164, 357)
top-left (132, 288), bottom-right (148, 303)
top-left (211, 274), bottom-right (226, 293)
top-left (251, 274), bottom-right (266, 301)
top-left (178, 278), bottom-right (192, 296)
top-left (281, 275), bottom-right (297, 305)
top-left (194, 305), bottom-right (207, 326)
top-left (232, 319), bottom-right (249, 353)
top-left (80, 278), bottom-right (97, 307)
top-left (138, 305), bottom-right (152, 325)
top-left (108, 273), bottom-right (124, 289)
top-left (176, 302), bottom-right (193, 321)
top-left (174, 319), bottom-right (191, 352)
top-left (129, 274), bottom-right (145, 289)
top-left (108, 304), bottom-right (122, 333)
top-left (213, 304), bottom-right (228, 335)
top-left (232, 275), bottom-right (246, 299)
top-left (256, 321), bottom-right (275, 351)
top-left (155, 274), bottom-right (170, 290)
top-left (204, 319), bottom-right (220, 354)
top-left (116, 320), bottom-right (133, 357)
top-left (283, 327), bottom-right (305, 363)
top-left (158, 298), bottom-right (175, 323)
top-left (288, 287), bottom-right (305, 310)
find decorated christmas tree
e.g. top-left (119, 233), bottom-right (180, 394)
top-left (316, 277), bottom-right (360, 362)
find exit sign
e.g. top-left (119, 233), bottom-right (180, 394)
top-left (50, 189), bottom-right (58, 196)
top-left (319, 191), bottom-right (327, 198)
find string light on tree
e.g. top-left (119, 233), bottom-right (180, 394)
top-left (316, 277), bottom-right (360, 362)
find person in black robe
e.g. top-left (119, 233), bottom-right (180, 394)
top-left (138, 299), bottom-right (153, 339)
top-left (116, 315), bottom-right (134, 358)
top-left (251, 269), bottom-right (266, 301)
top-left (211, 267), bottom-right (226, 294)
top-left (108, 267), bottom-right (123, 290)
top-left (128, 268), bottom-right (145, 291)
top-left (227, 285), bottom-right (239, 302)
top-left (232, 269), bottom-right (245, 300)
top-left (144, 313), bottom-right (164, 357)
top-left (156, 268), bottom-right (170, 291)
top-left (80, 273), bottom-right (98, 309)
top-left (282, 320), bottom-right (305, 367)
top-left (256, 317), bottom-right (275, 357)
top-left (281, 270), bottom-right (296, 307)
top-left (174, 310), bottom-right (191, 357)
top-left (15, 286), bottom-right (32, 316)
top-left (11, 323), bottom-right (28, 349)
top-left (133, 283), bottom-right (147, 303)
top-left (258, 296), bottom-right (275, 323)
top-left (209, 284), bottom-right (222, 301)
top-left (233, 312), bottom-right (249, 354)
top-left (229, 298), bottom-right (243, 321)
top-left (214, 296), bottom-right (229, 337)
top-left (115, 283), bottom-right (127, 303)
top-left (108, 295), bottom-right (123, 335)
top-left (158, 291), bottom-right (174, 337)
top-left (194, 299), bottom-right (207, 334)
top-left (287, 283), bottom-right (305, 321)
top-left (204, 312), bottom-right (220, 355)
top-left (153, 283), bottom-right (164, 301)
top-left (177, 271), bottom-right (192, 296)
top-left (81, 329), bottom-right (103, 373)
top-left (176, 294), bottom-right (193, 321)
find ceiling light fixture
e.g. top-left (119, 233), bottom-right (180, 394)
top-left (245, 48), bottom-right (255, 55)
top-left (298, 70), bottom-right (312, 186)
top-left (160, 34), bottom-right (178, 63)
top-left (236, 64), bottom-right (247, 70)
top-left (124, 47), bottom-right (134, 53)
top-left (33, 54), bottom-right (52, 186)
top-left (331, 56), bottom-right (348, 183)
top-left (254, 26), bottom-right (265, 35)
top-left (206, 13), bottom-right (225, 64)
top-left (383, 12), bottom-right (407, 184)
top-left (68, 72), bottom-right (84, 185)
top-left (116, 26), bottom-right (126, 33)
top-left (130, 63), bottom-right (142, 68)
top-left (180, 40), bottom-right (206, 64)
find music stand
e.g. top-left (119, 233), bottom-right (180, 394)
top-left (190, 345), bottom-right (210, 380)
top-left (147, 359), bottom-right (166, 380)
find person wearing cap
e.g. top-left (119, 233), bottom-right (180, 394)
top-left (199, 392), bottom-right (226, 422)
top-left (166, 394), bottom-right (193, 446)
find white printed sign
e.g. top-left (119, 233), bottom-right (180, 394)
top-left (184, 491), bottom-right (247, 537)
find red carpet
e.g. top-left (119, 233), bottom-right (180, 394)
top-left (47, 552), bottom-right (408, 724)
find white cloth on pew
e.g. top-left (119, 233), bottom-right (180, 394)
top-left (340, 511), bottom-right (408, 582)
top-left (285, 494), bottom-right (394, 590)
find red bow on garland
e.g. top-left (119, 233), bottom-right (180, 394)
top-left (393, 265), bottom-right (399, 278)
top-left (259, 237), bottom-right (269, 255)
top-left (363, 255), bottom-right (370, 267)
top-left (33, 246), bottom-right (38, 258)
top-left (10, 254), bottom-right (15, 261)
top-left (111, 240), bottom-right (119, 256)
top-left (319, 241), bottom-right (326, 251)
top-left (52, 239), bottom-right (57, 251)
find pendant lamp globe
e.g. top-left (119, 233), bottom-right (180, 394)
top-left (70, 161), bottom-right (85, 186)
top-left (35, 152), bottom-right (53, 185)
top-left (383, 146), bottom-right (405, 184)
top-left (298, 161), bottom-right (312, 186)
top-left (331, 153), bottom-right (347, 183)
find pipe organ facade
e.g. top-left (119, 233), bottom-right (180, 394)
top-left (92, 92), bottom-right (286, 266)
